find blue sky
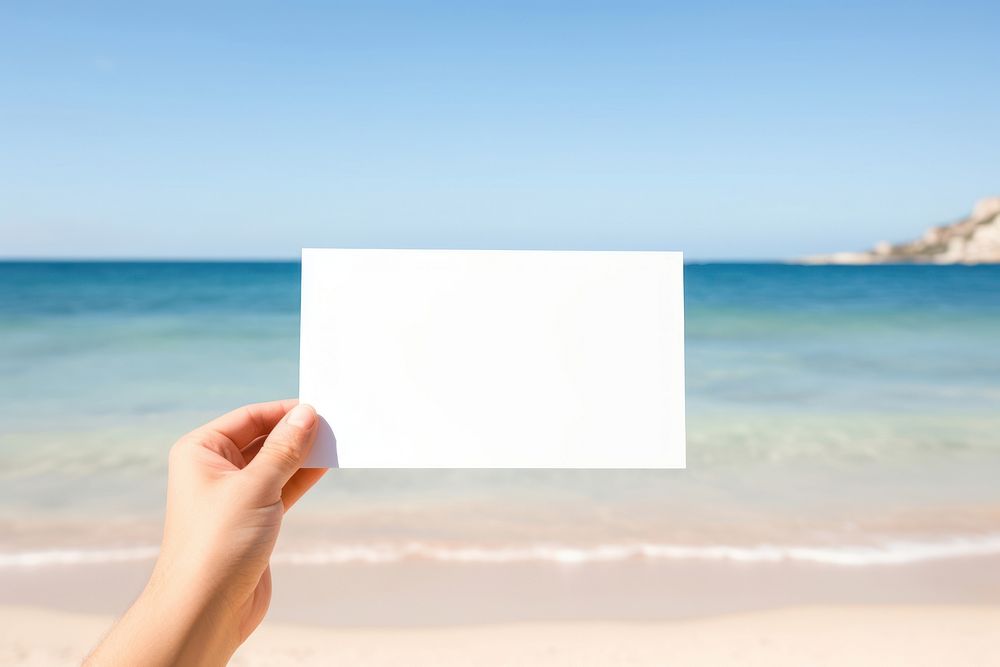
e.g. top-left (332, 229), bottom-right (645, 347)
top-left (2, 1), bottom-right (998, 259)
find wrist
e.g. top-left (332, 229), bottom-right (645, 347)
top-left (138, 556), bottom-right (243, 664)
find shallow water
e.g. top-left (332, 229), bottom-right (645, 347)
top-left (1, 261), bottom-right (998, 567)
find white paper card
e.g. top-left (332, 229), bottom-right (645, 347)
top-left (299, 248), bottom-right (685, 468)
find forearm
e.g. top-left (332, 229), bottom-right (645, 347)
top-left (85, 563), bottom-right (241, 666)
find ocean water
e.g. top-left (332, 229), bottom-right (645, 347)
top-left (1, 261), bottom-right (999, 568)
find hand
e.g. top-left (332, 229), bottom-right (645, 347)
top-left (86, 400), bottom-right (326, 666)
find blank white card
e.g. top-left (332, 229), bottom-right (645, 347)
top-left (299, 249), bottom-right (685, 468)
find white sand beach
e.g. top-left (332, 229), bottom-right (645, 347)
top-left (3, 604), bottom-right (999, 666)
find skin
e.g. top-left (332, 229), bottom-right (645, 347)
top-left (85, 400), bottom-right (327, 666)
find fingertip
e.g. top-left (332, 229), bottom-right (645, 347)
top-left (286, 403), bottom-right (316, 429)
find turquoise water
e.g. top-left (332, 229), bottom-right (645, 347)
top-left (1, 262), bottom-right (999, 565)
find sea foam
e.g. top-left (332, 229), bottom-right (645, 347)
top-left (4, 534), bottom-right (1000, 569)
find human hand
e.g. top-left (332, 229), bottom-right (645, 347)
top-left (86, 400), bottom-right (326, 666)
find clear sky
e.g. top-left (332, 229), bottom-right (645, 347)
top-left (2, 1), bottom-right (999, 260)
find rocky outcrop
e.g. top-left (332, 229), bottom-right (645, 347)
top-left (803, 196), bottom-right (1000, 265)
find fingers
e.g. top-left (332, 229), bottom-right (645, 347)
top-left (201, 399), bottom-right (299, 449)
top-left (281, 467), bottom-right (328, 511)
top-left (243, 435), bottom-right (327, 509)
top-left (244, 404), bottom-right (318, 498)
top-left (238, 435), bottom-right (268, 468)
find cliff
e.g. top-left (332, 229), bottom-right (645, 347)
top-left (803, 196), bottom-right (1000, 264)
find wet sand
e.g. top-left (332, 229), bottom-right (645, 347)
top-left (2, 555), bottom-right (1000, 626)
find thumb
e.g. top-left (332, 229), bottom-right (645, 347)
top-left (245, 403), bottom-right (318, 497)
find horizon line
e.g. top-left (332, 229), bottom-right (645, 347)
top-left (0, 255), bottom-right (797, 264)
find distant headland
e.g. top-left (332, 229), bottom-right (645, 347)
top-left (803, 196), bottom-right (1000, 265)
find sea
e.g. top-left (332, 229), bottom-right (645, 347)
top-left (1, 261), bottom-right (999, 570)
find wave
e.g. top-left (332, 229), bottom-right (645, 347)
top-left (5, 534), bottom-right (1000, 569)
top-left (0, 546), bottom-right (160, 568)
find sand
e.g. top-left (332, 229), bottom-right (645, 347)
top-left (2, 604), bottom-right (999, 666)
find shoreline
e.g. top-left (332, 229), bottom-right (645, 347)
top-left (3, 554), bottom-right (999, 628)
top-left (7, 531), bottom-right (1000, 568)
top-left (3, 604), bottom-right (999, 666)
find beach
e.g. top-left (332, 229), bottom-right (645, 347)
top-left (4, 604), bottom-right (1000, 666)
top-left (6, 0), bottom-right (1000, 661)
top-left (1, 261), bottom-right (999, 663)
